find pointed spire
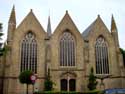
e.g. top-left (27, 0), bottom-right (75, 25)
top-left (9, 5), bottom-right (16, 24)
top-left (111, 15), bottom-right (119, 47)
top-left (47, 16), bottom-right (52, 38)
top-left (7, 5), bottom-right (16, 44)
top-left (111, 14), bottom-right (117, 32)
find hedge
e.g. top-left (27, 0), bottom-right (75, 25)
top-left (33, 90), bottom-right (103, 94)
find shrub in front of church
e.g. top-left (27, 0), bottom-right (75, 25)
top-left (87, 67), bottom-right (98, 90)
top-left (44, 68), bottom-right (54, 91)
top-left (33, 90), bottom-right (102, 94)
top-left (33, 91), bottom-right (79, 94)
top-left (44, 78), bottom-right (54, 91)
top-left (34, 91), bottom-right (81, 94)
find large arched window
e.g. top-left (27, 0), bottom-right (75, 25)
top-left (60, 30), bottom-right (75, 66)
top-left (95, 36), bottom-right (109, 74)
top-left (21, 32), bottom-right (37, 73)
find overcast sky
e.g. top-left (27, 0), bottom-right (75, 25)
top-left (0, 0), bottom-right (125, 48)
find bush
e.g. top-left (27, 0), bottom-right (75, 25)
top-left (44, 68), bottom-right (54, 91)
top-left (84, 90), bottom-right (102, 94)
top-left (44, 79), bottom-right (53, 91)
top-left (19, 70), bottom-right (33, 84)
top-left (87, 67), bottom-right (98, 90)
top-left (33, 90), bottom-right (102, 94)
top-left (34, 91), bottom-right (81, 94)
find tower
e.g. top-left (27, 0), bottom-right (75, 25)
top-left (3, 6), bottom-right (16, 94)
top-left (7, 5), bottom-right (16, 45)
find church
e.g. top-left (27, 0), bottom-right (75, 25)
top-left (0, 6), bottom-right (125, 94)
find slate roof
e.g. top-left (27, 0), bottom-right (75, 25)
top-left (82, 19), bottom-right (96, 40)
top-left (82, 20), bottom-right (95, 38)
top-left (82, 15), bottom-right (109, 40)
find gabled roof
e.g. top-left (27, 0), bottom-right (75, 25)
top-left (16, 9), bottom-right (45, 34)
top-left (82, 20), bottom-right (96, 39)
top-left (53, 10), bottom-right (80, 35)
top-left (82, 15), bottom-right (109, 40)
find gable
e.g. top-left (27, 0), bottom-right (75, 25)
top-left (89, 17), bottom-right (115, 47)
top-left (52, 11), bottom-right (83, 42)
top-left (82, 15), bottom-right (111, 41)
top-left (14, 10), bottom-right (46, 42)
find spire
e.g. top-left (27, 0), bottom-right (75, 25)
top-left (47, 16), bottom-right (52, 38)
top-left (9, 5), bottom-right (16, 24)
top-left (111, 14), bottom-right (117, 32)
top-left (111, 15), bottom-right (119, 47)
top-left (7, 5), bottom-right (16, 44)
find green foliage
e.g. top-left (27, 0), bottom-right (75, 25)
top-left (19, 70), bottom-right (33, 84)
top-left (44, 78), bottom-right (53, 91)
top-left (0, 23), bottom-right (3, 39)
top-left (87, 67), bottom-right (98, 90)
top-left (0, 33), bottom-right (3, 38)
top-left (19, 70), bottom-right (33, 94)
top-left (0, 45), bottom-right (10, 56)
top-left (84, 90), bottom-right (103, 94)
top-left (120, 48), bottom-right (125, 66)
top-left (0, 23), bottom-right (5, 57)
top-left (44, 69), bottom-right (54, 91)
top-left (34, 91), bottom-right (80, 94)
top-left (33, 90), bottom-right (102, 94)
top-left (0, 23), bottom-right (2, 29)
top-left (0, 48), bottom-right (4, 56)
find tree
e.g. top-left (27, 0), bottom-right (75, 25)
top-left (0, 23), bottom-right (3, 39)
top-left (0, 23), bottom-right (9, 56)
top-left (0, 23), bottom-right (4, 56)
top-left (87, 67), bottom-right (98, 90)
top-left (44, 69), bottom-right (54, 91)
top-left (120, 48), bottom-right (125, 66)
top-left (0, 22), bottom-right (4, 94)
top-left (19, 70), bottom-right (33, 94)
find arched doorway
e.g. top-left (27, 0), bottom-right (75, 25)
top-left (69, 79), bottom-right (76, 91)
top-left (61, 79), bottom-right (67, 91)
top-left (60, 72), bottom-right (76, 91)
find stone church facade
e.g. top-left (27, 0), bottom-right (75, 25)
top-left (0, 6), bottom-right (125, 94)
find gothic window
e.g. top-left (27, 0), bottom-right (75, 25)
top-left (95, 36), bottom-right (109, 74)
top-left (21, 32), bottom-right (37, 73)
top-left (60, 30), bottom-right (75, 66)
